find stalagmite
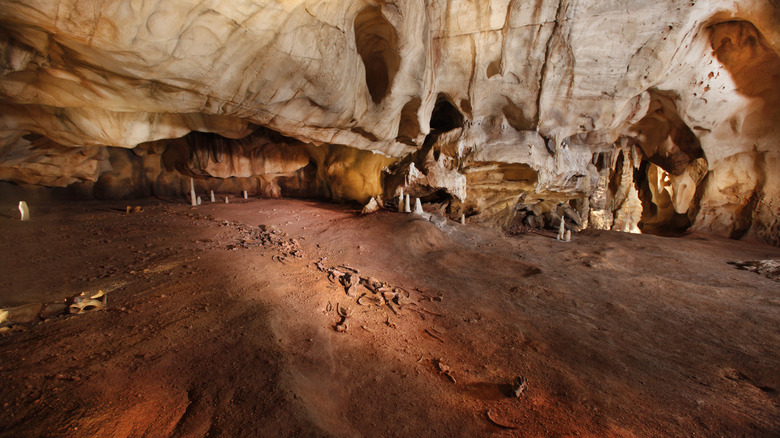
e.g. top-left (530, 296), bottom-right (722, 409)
top-left (557, 218), bottom-right (566, 241)
top-left (398, 188), bottom-right (404, 212)
top-left (243, 191), bottom-right (248, 199)
top-left (210, 190), bottom-right (215, 202)
top-left (565, 230), bottom-right (571, 242)
top-left (190, 178), bottom-right (197, 207)
top-left (404, 194), bottom-right (411, 213)
top-left (414, 198), bottom-right (423, 215)
top-left (225, 197), bottom-right (229, 204)
top-left (197, 196), bottom-right (202, 206)
top-left (18, 201), bottom-right (29, 221)
top-left (461, 214), bottom-right (466, 225)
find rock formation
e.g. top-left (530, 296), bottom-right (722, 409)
top-left (0, 0), bottom-right (777, 244)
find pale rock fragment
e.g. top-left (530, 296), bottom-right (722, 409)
top-left (18, 201), bottom-right (29, 221)
top-left (362, 197), bottom-right (380, 214)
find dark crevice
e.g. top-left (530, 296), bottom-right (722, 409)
top-left (396, 97), bottom-right (422, 145)
top-left (730, 191), bottom-right (759, 239)
top-left (350, 126), bottom-right (378, 142)
top-left (429, 94), bottom-right (464, 133)
top-left (354, 6), bottom-right (400, 104)
top-left (534, 0), bottom-right (564, 128)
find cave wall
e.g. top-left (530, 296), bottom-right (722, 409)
top-left (0, 0), bottom-right (778, 244)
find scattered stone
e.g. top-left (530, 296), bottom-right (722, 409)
top-left (271, 254), bottom-right (288, 265)
top-left (421, 307), bottom-right (444, 317)
top-left (429, 214), bottom-right (447, 228)
top-left (361, 197), bottom-right (380, 214)
top-left (327, 269), bottom-right (345, 283)
top-left (39, 303), bottom-right (67, 320)
top-left (485, 409), bottom-right (519, 430)
top-left (340, 272), bottom-right (359, 297)
top-left (357, 294), bottom-right (384, 306)
top-left (68, 290), bottom-right (107, 314)
top-left (434, 358), bottom-right (456, 382)
top-left (338, 265), bottom-right (360, 274)
top-left (381, 290), bottom-right (397, 303)
top-left (334, 304), bottom-right (351, 332)
top-left (729, 260), bottom-right (780, 280)
top-left (334, 318), bottom-right (349, 332)
top-left (424, 328), bottom-right (445, 343)
top-left (336, 304), bottom-right (352, 318)
top-left (360, 276), bottom-right (384, 292)
top-left (3, 303), bottom-right (43, 325)
top-left (512, 376), bottom-right (527, 398)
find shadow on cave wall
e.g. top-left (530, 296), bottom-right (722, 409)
top-left (705, 20), bottom-right (779, 240)
top-left (354, 6), bottom-right (400, 104)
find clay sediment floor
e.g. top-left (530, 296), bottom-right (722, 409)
top-left (0, 198), bottom-right (778, 437)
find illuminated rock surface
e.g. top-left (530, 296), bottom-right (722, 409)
top-left (0, 0), bottom-right (778, 243)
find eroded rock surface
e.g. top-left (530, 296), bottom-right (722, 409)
top-left (0, 0), bottom-right (778, 243)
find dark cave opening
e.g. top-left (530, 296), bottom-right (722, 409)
top-left (429, 94), bottom-right (464, 133)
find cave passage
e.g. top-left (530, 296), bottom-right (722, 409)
top-left (429, 94), bottom-right (464, 133)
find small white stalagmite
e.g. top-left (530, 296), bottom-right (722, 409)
top-left (190, 178), bottom-right (197, 206)
top-left (398, 188), bottom-right (404, 212)
top-left (557, 218), bottom-right (566, 241)
top-left (18, 201), bottom-right (29, 221)
top-left (461, 214), bottom-right (466, 225)
top-left (414, 198), bottom-right (423, 215)
top-left (404, 194), bottom-right (411, 213)
top-left (225, 197), bottom-right (229, 204)
top-left (565, 230), bottom-right (572, 242)
top-left (197, 196), bottom-right (202, 206)
top-left (210, 190), bottom-right (215, 202)
top-left (243, 190), bottom-right (248, 199)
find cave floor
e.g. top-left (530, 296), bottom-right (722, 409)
top-left (0, 198), bottom-right (778, 437)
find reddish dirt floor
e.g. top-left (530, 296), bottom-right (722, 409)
top-left (0, 197), bottom-right (778, 437)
